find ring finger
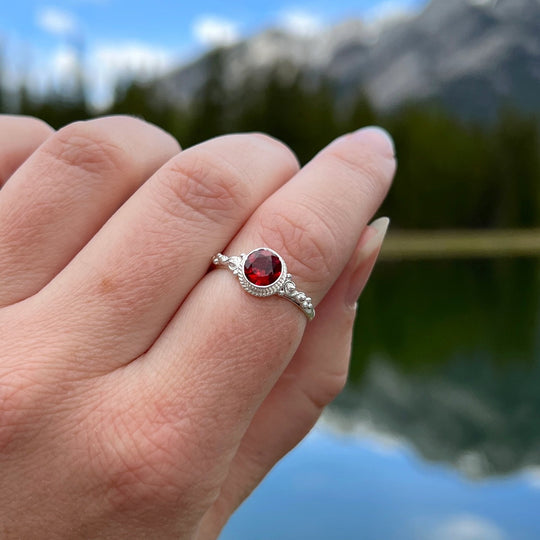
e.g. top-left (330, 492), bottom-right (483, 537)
top-left (138, 127), bottom-right (395, 490)
top-left (21, 133), bottom-right (300, 370)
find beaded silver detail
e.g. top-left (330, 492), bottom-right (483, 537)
top-left (212, 248), bottom-right (315, 321)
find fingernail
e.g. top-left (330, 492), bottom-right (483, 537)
top-left (327, 126), bottom-right (395, 160)
top-left (345, 217), bottom-right (390, 308)
top-left (359, 216), bottom-right (390, 259)
top-left (349, 126), bottom-right (395, 159)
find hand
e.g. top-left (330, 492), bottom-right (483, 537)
top-left (0, 115), bottom-right (394, 539)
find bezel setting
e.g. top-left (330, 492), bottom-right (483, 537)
top-left (212, 247), bottom-right (315, 320)
top-left (237, 248), bottom-right (288, 297)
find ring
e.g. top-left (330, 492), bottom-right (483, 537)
top-left (212, 247), bottom-right (315, 321)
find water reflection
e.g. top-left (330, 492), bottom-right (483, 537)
top-left (221, 258), bottom-right (540, 540)
top-left (221, 425), bottom-right (540, 540)
top-left (334, 257), bottom-right (540, 477)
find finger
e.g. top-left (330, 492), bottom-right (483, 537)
top-left (28, 133), bottom-right (299, 369)
top-left (139, 128), bottom-right (395, 492)
top-left (197, 218), bottom-right (389, 537)
top-left (0, 115), bottom-right (53, 186)
top-left (0, 116), bottom-right (180, 306)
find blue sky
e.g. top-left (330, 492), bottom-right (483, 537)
top-left (2, 0), bottom-right (428, 106)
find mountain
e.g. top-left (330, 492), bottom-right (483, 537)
top-left (153, 0), bottom-right (540, 121)
top-left (329, 358), bottom-right (540, 478)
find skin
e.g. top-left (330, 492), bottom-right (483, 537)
top-left (0, 115), bottom-right (395, 539)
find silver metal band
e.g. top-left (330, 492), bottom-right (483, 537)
top-left (212, 248), bottom-right (315, 321)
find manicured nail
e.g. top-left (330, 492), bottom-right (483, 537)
top-left (345, 217), bottom-right (390, 308)
top-left (349, 126), bottom-right (395, 158)
top-left (360, 216), bottom-right (390, 259)
top-left (327, 126), bottom-right (395, 160)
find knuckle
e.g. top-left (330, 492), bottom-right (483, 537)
top-left (155, 146), bottom-right (251, 224)
top-left (42, 120), bottom-right (132, 178)
top-left (0, 116), bottom-right (54, 185)
top-left (248, 132), bottom-right (300, 172)
top-left (258, 201), bottom-right (339, 286)
top-left (15, 115), bottom-right (54, 138)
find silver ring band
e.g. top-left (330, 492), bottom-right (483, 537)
top-left (212, 247), bottom-right (315, 321)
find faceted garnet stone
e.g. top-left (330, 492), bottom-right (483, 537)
top-left (244, 249), bottom-right (282, 287)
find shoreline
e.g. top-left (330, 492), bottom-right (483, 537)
top-left (381, 229), bottom-right (540, 260)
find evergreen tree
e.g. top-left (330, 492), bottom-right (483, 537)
top-left (489, 109), bottom-right (540, 227)
top-left (4, 40), bottom-right (540, 231)
top-left (187, 48), bottom-right (228, 145)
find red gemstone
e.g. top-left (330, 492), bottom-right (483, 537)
top-left (244, 249), bottom-right (282, 286)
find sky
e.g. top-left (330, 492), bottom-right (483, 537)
top-left (1, 0), bottom-right (428, 107)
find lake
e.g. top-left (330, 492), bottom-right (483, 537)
top-left (220, 257), bottom-right (540, 539)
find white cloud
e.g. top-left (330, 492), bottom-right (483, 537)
top-left (279, 9), bottom-right (323, 37)
top-left (319, 411), bottom-right (406, 455)
top-left (36, 7), bottom-right (79, 37)
top-left (91, 43), bottom-right (175, 77)
top-left (524, 466), bottom-right (540, 488)
top-left (52, 47), bottom-right (79, 78)
top-left (425, 514), bottom-right (506, 540)
top-left (30, 41), bottom-right (176, 108)
top-left (364, 0), bottom-right (416, 26)
top-left (88, 42), bottom-right (177, 107)
top-left (192, 16), bottom-right (240, 47)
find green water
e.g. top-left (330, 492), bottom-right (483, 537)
top-left (343, 257), bottom-right (540, 477)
